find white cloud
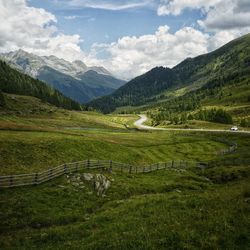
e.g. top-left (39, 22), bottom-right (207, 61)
top-left (198, 0), bottom-right (250, 32)
top-left (89, 26), bottom-right (210, 79)
top-left (68, 0), bottom-right (152, 11)
top-left (156, 0), bottom-right (250, 62)
top-left (157, 0), bottom-right (250, 32)
top-left (64, 15), bottom-right (91, 20)
top-left (64, 15), bottom-right (78, 20)
top-left (157, 0), bottom-right (221, 16)
top-left (0, 0), bottom-right (85, 61)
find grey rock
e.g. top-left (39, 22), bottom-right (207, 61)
top-left (72, 182), bottom-right (79, 187)
top-left (83, 173), bottom-right (94, 181)
top-left (94, 174), bottom-right (111, 196)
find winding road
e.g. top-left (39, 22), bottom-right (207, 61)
top-left (134, 114), bottom-right (250, 134)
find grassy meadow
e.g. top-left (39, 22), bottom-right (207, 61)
top-left (0, 93), bottom-right (250, 249)
top-left (0, 167), bottom-right (249, 249)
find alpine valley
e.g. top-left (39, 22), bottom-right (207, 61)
top-left (0, 5), bottom-right (250, 248)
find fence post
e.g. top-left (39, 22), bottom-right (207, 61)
top-left (75, 163), bottom-right (78, 172)
top-left (64, 164), bottom-right (68, 174)
top-left (109, 160), bottom-right (112, 172)
top-left (172, 160), bottom-right (174, 168)
top-left (33, 173), bottom-right (38, 185)
top-left (87, 159), bottom-right (90, 168)
top-left (49, 169), bottom-right (53, 178)
top-left (129, 165), bottom-right (132, 174)
top-left (9, 175), bottom-right (13, 187)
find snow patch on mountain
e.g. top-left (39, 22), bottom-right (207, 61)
top-left (0, 49), bottom-right (112, 79)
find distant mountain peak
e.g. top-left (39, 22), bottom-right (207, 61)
top-left (16, 48), bottom-right (28, 55)
top-left (88, 66), bottom-right (111, 76)
top-left (0, 49), bottom-right (113, 78)
top-left (0, 49), bottom-right (125, 103)
top-left (72, 60), bottom-right (88, 71)
top-left (73, 60), bottom-right (87, 67)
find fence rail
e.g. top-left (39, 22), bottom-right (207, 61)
top-left (0, 159), bottom-right (201, 188)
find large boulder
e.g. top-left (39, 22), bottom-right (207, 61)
top-left (68, 173), bottom-right (111, 196)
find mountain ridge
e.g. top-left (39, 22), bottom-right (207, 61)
top-left (88, 33), bottom-right (250, 113)
top-left (0, 49), bottom-right (112, 78)
top-left (0, 50), bottom-right (125, 103)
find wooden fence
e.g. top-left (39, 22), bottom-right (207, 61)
top-left (0, 159), bottom-right (200, 188)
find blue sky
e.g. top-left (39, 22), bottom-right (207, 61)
top-left (29, 0), bottom-right (202, 51)
top-left (1, 0), bottom-right (250, 79)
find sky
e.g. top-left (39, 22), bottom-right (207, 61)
top-left (0, 0), bottom-right (250, 80)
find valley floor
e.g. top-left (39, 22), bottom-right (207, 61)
top-left (0, 94), bottom-right (249, 249)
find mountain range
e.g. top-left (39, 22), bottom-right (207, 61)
top-left (0, 50), bottom-right (125, 103)
top-left (88, 33), bottom-right (250, 113)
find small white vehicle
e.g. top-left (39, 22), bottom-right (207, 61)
top-left (230, 126), bottom-right (238, 131)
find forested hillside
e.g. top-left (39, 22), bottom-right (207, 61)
top-left (147, 76), bottom-right (250, 127)
top-left (0, 60), bottom-right (82, 110)
top-left (89, 33), bottom-right (250, 113)
top-left (38, 66), bottom-right (125, 103)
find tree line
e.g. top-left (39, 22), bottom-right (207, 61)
top-left (0, 60), bottom-right (83, 110)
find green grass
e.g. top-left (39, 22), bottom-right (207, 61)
top-left (0, 129), bottom-right (230, 175)
top-left (0, 93), bottom-right (249, 249)
top-left (0, 94), bottom-right (137, 131)
top-left (0, 167), bottom-right (249, 249)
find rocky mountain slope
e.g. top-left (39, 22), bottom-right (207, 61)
top-left (0, 50), bottom-right (125, 103)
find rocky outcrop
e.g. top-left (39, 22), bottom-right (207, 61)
top-left (66, 173), bottom-right (112, 196)
top-left (93, 174), bottom-right (111, 196)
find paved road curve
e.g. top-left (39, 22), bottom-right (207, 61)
top-left (134, 114), bottom-right (250, 134)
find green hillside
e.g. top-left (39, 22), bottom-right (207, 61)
top-left (89, 33), bottom-right (250, 113)
top-left (143, 72), bottom-right (250, 128)
top-left (0, 60), bottom-right (82, 110)
top-left (38, 67), bottom-right (125, 103)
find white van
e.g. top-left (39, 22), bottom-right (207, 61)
top-left (230, 126), bottom-right (238, 131)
